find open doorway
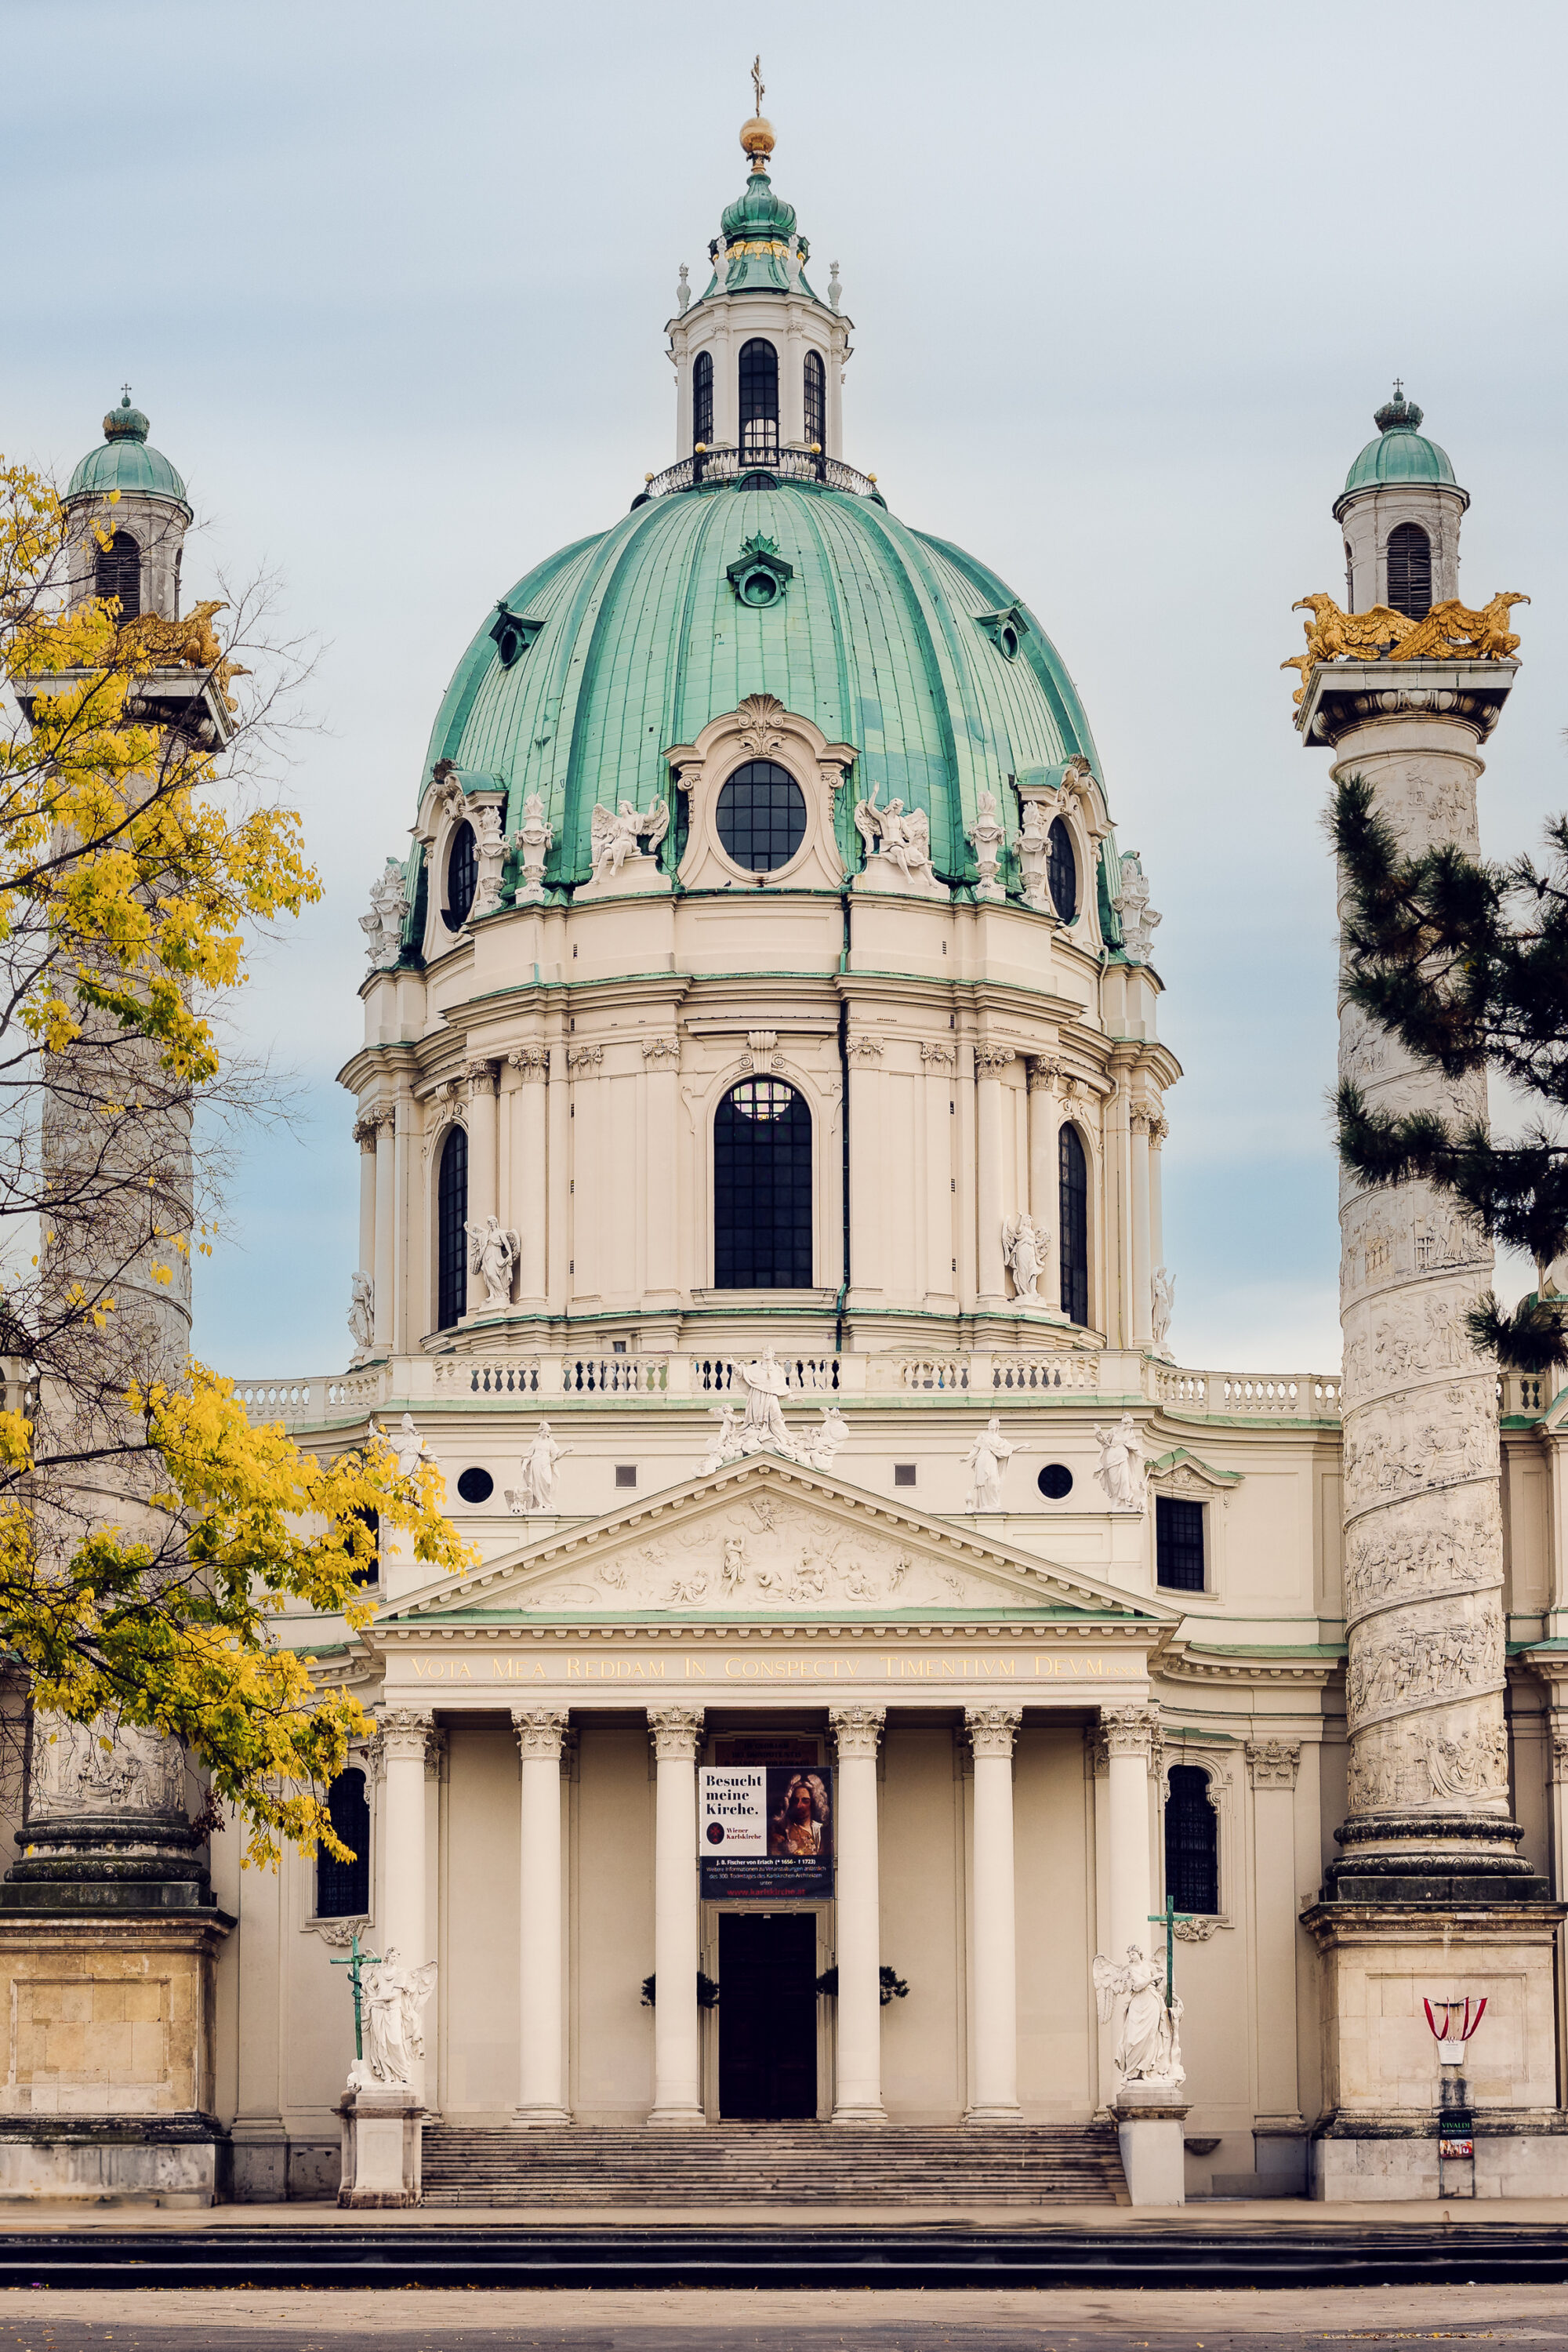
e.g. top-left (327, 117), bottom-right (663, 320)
top-left (717, 1911), bottom-right (818, 2119)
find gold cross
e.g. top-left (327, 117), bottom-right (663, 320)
top-left (751, 55), bottom-right (764, 114)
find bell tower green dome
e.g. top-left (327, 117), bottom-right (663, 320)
top-left (1342, 387), bottom-right (1457, 495)
top-left (65, 390), bottom-right (192, 514)
top-left (422, 475), bottom-right (1102, 895)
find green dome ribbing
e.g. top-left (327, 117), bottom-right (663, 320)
top-left (421, 477), bottom-right (1102, 895)
top-left (1342, 391), bottom-right (1457, 495)
top-left (66, 393), bottom-right (191, 512)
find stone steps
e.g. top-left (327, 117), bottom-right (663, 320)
top-left (420, 2122), bottom-right (1128, 2207)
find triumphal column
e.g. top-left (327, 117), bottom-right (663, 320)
top-left (1293, 391), bottom-right (1567, 2198)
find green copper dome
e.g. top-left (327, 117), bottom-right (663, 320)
top-left (421, 476), bottom-right (1104, 898)
top-left (65, 393), bottom-right (192, 512)
top-left (1342, 389), bottom-right (1457, 495)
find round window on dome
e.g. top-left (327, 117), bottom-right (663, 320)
top-left (739, 566), bottom-right (781, 608)
top-left (444, 821), bottom-right (477, 931)
top-left (1000, 625), bottom-right (1018, 661)
top-left (716, 761), bottom-right (807, 873)
top-left (1037, 1463), bottom-right (1073, 1501)
top-left (456, 1466), bottom-right (494, 1505)
top-left (1047, 817), bottom-right (1077, 924)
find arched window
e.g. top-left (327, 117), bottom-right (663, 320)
top-left (1047, 819), bottom-right (1078, 924)
top-left (1386, 521), bottom-right (1432, 619)
top-left (94, 530), bottom-right (141, 621)
top-left (692, 350), bottom-right (713, 449)
top-left (739, 339), bottom-right (779, 460)
top-left (803, 350), bottom-right (826, 449)
top-left (316, 1767), bottom-right (370, 1918)
top-left (1058, 1123), bottom-right (1088, 1325)
top-left (716, 760), bottom-right (807, 872)
top-left (1164, 1766), bottom-right (1218, 1915)
top-left (714, 1078), bottom-right (811, 1288)
top-left (437, 1124), bottom-right (469, 1328)
top-left (443, 820), bottom-right (477, 931)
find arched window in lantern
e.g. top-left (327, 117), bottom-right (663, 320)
top-left (692, 350), bottom-right (713, 450)
top-left (437, 1124), bottom-right (469, 1329)
top-left (803, 350), bottom-right (826, 450)
top-left (1058, 1123), bottom-right (1089, 1325)
top-left (1386, 521), bottom-right (1432, 619)
top-left (94, 530), bottom-right (142, 621)
top-left (714, 1078), bottom-right (811, 1288)
top-left (739, 339), bottom-right (779, 461)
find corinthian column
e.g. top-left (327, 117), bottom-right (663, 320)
top-left (965, 1704), bottom-right (1022, 2122)
top-left (513, 1707), bottom-right (570, 2125)
top-left (1330, 717), bottom-right (1519, 1889)
top-left (646, 1704), bottom-right (705, 2126)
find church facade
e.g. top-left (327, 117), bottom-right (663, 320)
top-left (22, 104), bottom-right (1568, 2207)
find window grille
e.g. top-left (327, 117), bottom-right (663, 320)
top-left (1156, 1494), bottom-right (1206, 1591)
top-left (444, 821), bottom-right (477, 931)
top-left (803, 350), bottom-right (826, 448)
top-left (1058, 1124), bottom-right (1088, 1324)
top-left (316, 1768), bottom-right (370, 1918)
top-left (437, 1124), bottom-right (469, 1328)
top-left (1047, 818), bottom-right (1078, 923)
top-left (714, 1078), bottom-right (812, 1289)
top-left (1385, 521), bottom-right (1432, 619)
top-left (716, 760), bottom-right (806, 871)
top-left (1164, 1764), bottom-right (1218, 1915)
top-left (739, 338), bottom-right (779, 459)
top-left (94, 530), bottom-right (141, 621)
top-left (692, 350), bottom-right (713, 448)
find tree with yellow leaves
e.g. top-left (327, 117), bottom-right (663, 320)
top-left (0, 452), bottom-right (465, 1871)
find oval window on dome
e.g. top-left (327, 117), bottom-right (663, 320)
top-left (717, 760), bottom-right (807, 873)
top-left (1047, 817), bottom-right (1077, 924)
top-left (444, 821), bottom-right (477, 931)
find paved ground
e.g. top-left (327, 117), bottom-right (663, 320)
top-left (0, 2200), bottom-right (1565, 2229)
top-left (0, 2282), bottom-right (1566, 2349)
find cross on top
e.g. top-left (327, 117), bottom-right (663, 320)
top-left (1392, 376), bottom-right (1404, 401)
top-left (751, 55), bottom-right (764, 114)
top-left (121, 382), bottom-right (132, 401)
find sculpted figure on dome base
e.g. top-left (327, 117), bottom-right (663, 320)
top-left (347, 1271), bottom-right (374, 1356)
top-left (1151, 1265), bottom-right (1175, 1357)
top-left (466, 1214), bottom-right (520, 1309)
top-left (512, 793), bottom-right (554, 903)
top-left (1112, 851), bottom-right (1161, 963)
top-left (589, 797), bottom-right (670, 879)
top-left (1094, 1414), bottom-right (1148, 1513)
top-left (1001, 1212), bottom-right (1047, 1305)
top-left (470, 800), bottom-right (508, 917)
top-left (967, 788), bottom-right (1005, 902)
top-left (963, 1415), bottom-right (1014, 1512)
top-left (508, 1422), bottom-right (568, 1515)
top-left (854, 782), bottom-right (937, 886)
top-left (385, 1414), bottom-right (434, 1483)
top-left (360, 858), bottom-right (408, 970)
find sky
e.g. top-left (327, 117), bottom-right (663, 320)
top-left (6, 0), bottom-right (1566, 1380)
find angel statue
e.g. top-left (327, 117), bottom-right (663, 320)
top-left (1092, 1944), bottom-right (1184, 2089)
top-left (853, 780), bottom-right (935, 883)
top-left (347, 1270), bottom-right (375, 1354)
top-left (507, 1421), bottom-right (568, 1515)
top-left (466, 1214), bottom-right (521, 1309)
top-left (803, 1403), bottom-right (849, 1474)
top-left (350, 1948), bottom-right (439, 2092)
top-left (699, 1399), bottom-right (742, 1475)
top-left (1001, 1211), bottom-right (1047, 1303)
top-left (590, 797), bottom-right (670, 879)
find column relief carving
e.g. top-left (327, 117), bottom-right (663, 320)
top-left (919, 1041), bottom-right (956, 1069)
top-left (565, 1043), bottom-right (604, 1072)
top-left (1246, 1738), bottom-right (1302, 1790)
top-left (646, 1703), bottom-right (704, 1761)
top-left (829, 1703), bottom-right (885, 1759)
top-left (965, 1703), bottom-right (1022, 1758)
top-left (1098, 1704), bottom-right (1163, 1779)
top-left (973, 1047), bottom-right (1014, 1078)
top-left (641, 1037), bottom-right (680, 1066)
top-left (1551, 1729), bottom-right (1568, 1787)
top-left (845, 1036), bottom-right (882, 1063)
top-left (377, 1707), bottom-right (435, 1763)
top-left (465, 1059), bottom-right (499, 1098)
top-left (507, 1046), bottom-right (550, 1083)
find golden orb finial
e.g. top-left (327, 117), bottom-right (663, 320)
top-left (741, 53), bottom-right (775, 174)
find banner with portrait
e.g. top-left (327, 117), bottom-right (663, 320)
top-left (698, 1764), bottom-right (833, 1898)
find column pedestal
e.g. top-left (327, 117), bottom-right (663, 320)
top-left (647, 1705), bottom-right (705, 2127)
top-left (1112, 2086), bottom-right (1188, 2207)
top-left (829, 1704), bottom-right (887, 2125)
top-left (338, 2088), bottom-right (423, 2208)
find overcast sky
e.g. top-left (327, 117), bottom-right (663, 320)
top-left (8, 0), bottom-right (1566, 1379)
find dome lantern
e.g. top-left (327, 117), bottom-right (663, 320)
top-left (63, 387), bottom-right (194, 625)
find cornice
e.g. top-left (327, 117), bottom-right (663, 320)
top-left (1157, 1638), bottom-right (1340, 1686)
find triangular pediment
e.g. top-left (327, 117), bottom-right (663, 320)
top-left (385, 1457), bottom-right (1172, 1627)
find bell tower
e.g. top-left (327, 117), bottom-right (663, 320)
top-left (1335, 386), bottom-right (1468, 618)
top-left (62, 389), bottom-right (194, 624)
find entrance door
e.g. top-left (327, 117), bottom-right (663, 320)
top-left (717, 1912), bottom-right (818, 2119)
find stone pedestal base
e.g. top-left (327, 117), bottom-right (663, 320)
top-left (575, 855), bottom-right (670, 901)
top-left (1311, 2115), bottom-right (1568, 2201)
top-left (337, 2088), bottom-right (424, 2207)
top-left (1112, 2087), bottom-right (1188, 2207)
top-left (851, 857), bottom-right (948, 903)
top-left (0, 2115), bottom-right (226, 2205)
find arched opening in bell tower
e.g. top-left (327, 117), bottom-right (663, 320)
top-left (692, 350), bottom-right (713, 450)
top-left (1385, 521), bottom-right (1432, 619)
top-left (93, 529), bottom-right (142, 621)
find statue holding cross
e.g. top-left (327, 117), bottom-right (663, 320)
top-left (1092, 1903), bottom-right (1189, 2090)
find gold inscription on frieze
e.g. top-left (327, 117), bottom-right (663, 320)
top-left (400, 1650), bottom-right (1115, 1686)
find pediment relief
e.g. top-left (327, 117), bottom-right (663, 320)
top-left (390, 1458), bottom-right (1168, 1626)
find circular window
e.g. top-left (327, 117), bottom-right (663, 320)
top-left (717, 760), bottom-right (807, 873)
top-left (1037, 1463), bottom-right (1073, 1501)
top-left (1000, 625), bottom-right (1018, 661)
top-left (444, 821), bottom-right (477, 931)
top-left (495, 622), bottom-right (522, 667)
top-left (456, 1466), bottom-right (494, 1505)
top-left (738, 566), bottom-right (780, 608)
top-left (1047, 817), bottom-right (1078, 924)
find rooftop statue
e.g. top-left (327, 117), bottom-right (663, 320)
top-left (1284, 590), bottom-right (1529, 704)
top-left (115, 597), bottom-right (250, 710)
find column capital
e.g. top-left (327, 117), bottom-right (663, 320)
top-left (973, 1045), bottom-right (1014, 1080)
top-left (1026, 1056), bottom-right (1061, 1093)
top-left (1098, 1704), bottom-right (1163, 1777)
top-left (508, 1045), bottom-right (550, 1083)
top-left (965, 1702), bottom-right (1023, 1758)
top-left (829, 1703), bottom-right (886, 1759)
top-left (377, 1706), bottom-right (436, 1766)
top-left (513, 1706), bottom-right (570, 1759)
top-left (1246, 1737), bottom-right (1302, 1790)
top-left (646, 1703), bottom-right (704, 1761)
top-left (465, 1058), bottom-right (499, 1098)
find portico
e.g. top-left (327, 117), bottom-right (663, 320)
top-left (360, 1457), bottom-right (1167, 2130)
